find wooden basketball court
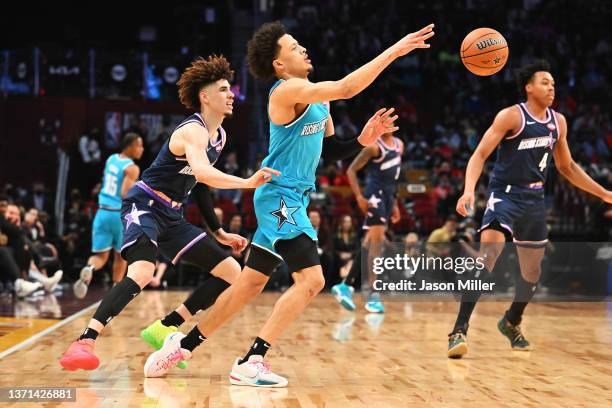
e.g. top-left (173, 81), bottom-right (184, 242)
top-left (0, 292), bottom-right (610, 407)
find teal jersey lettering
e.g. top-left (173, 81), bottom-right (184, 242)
top-left (262, 79), bottom-right (329, 191)
top-left (99, 154), bottom-right (134, 209)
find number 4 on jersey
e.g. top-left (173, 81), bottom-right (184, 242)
top-left (539, 152), bottom-right (548, 172)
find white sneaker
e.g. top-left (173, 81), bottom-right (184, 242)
top-left (144, 332), bottom-right (191, 378)
top-left (73, 265), bottom-right (93, 299)
top-left (229, 355), bottom-right (288, 388)
top-left (15, 279), bottom-right (43, 299)
top-left (43, 270), bottom-right (63, 292)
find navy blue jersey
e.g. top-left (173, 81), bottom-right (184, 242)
top-left (140, 113), bottom-right (226, 203)
top-left (365, 137), bottom-right (402, 194)
top-left (490, 103), bottom-right (559, 187)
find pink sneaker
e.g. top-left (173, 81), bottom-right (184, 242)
top-left (59, 339), bottom-right (100, 371)
top-left (144, 332), bottom-right (191, 378)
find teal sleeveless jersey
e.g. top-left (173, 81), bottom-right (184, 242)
top-left (99, 153), bottom-right (134, 209)
top-left (262, 79), bottom-right (329, 191)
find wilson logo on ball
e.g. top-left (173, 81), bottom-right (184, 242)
top-left (476, 38), bottom-right (507, 50)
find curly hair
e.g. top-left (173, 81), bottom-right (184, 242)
top-left (247, 21), bottom-right (287, 81)
top-left (516, 60), bottom-right (551, 98)
top-left (177, 55), bottom-right (234, 111)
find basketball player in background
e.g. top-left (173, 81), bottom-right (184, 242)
top-left (331, 127), bottom-right (403, 313)
top-left (447, 61), bottom-right (612, 358)
top-left (59, 55), bottom-right (278, 371)
top-left (73, 133), bottom-right (143, 299)
top-left (143, 21), bottom-right (433, 386)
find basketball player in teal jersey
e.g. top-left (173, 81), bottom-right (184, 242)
top-left (144, 21), bottom-right (434, 385)
top-left (73, 133), bottom-right (143, 299)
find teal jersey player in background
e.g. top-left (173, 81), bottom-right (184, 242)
top-left (73, 133), bottom-right (143, 299)
top-left (140, 20), bottom-right (435, 385)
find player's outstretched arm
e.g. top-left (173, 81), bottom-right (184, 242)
top-left (552, 113), bottom-right (612, 203)
top-left (456, 106), bottom-right (519, 216)
top-left (272, 24), bottom-right (434, 106)
top-left (175, 123), bottom-right (280, 189)
top-left (120, 164), bottom-right (140, 198)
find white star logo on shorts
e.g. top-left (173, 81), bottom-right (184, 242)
top-left (124, 203), bottom-right (149, 230)
top-left (485, 192), bottom-right (503, 214)
top-left (368, 194), bottom-right (382, 209)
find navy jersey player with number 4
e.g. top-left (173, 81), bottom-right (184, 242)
top-left (447, 61), bottom-right (612, 358)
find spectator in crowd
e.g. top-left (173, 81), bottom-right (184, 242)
top-left (427, 215), bottom-right (457, 257)
top-left (333, 215), bottom-right (359, 281)
top-left (1, 200), bottom-right (60, 297)
top-left (22, 208), bottom-right (45, 242)
top-left (26, 182), bottom-right (53, 215)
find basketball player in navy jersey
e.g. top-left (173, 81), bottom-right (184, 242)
top-left (59, 55), bottom-right (279, 371)
top-left (447, 61), bottom-right (612, 358)
top-left (331, 128), bottom-right (403, 313)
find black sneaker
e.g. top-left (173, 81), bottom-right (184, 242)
top-left (447, 331), bottom-right (468, 358)
top-left (497, 316), bottom-right (531, 350)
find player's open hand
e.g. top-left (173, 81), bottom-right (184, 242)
top-left (389, 23), bottom-right (435, 58)
top-left (456, 192), bottom-right (475, 217)
top-left (246, 167), bottom-right (281, 188)
top-left (214, 229), bottom-right (248, 253)
top-left (358, 108), bottom-right (399, 146)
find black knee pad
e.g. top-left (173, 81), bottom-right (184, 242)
top-left (92, 277), bottom-right (141, 325)
top-left (246, 245), bottom-right (283, 276)
top-left (183, 276), bottom-right (231, 314)
top-left (122, 235), bottom-right (157, 265)
top-left (275, 234), bottom-right (320, 273)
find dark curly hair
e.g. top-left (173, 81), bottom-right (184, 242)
top-left (177, 55), bottom-right (234, 111)
top-left (516, 60), bottom-right (551, 98)
top-left (247, 21), bottom-right (287, 81)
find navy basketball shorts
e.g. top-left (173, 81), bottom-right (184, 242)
top-left (120, 186), bottom-right (226, 266)
top-left (363, 187), bottom-right (395, 229)
top-left (480, 183), bottom-right (548, 244)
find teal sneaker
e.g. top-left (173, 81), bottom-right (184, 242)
top-left (141, 319), bottom-right (188, 369)
top-left (447, 331), bottom-right (468, 358)
top-left (331, 283), bottom-right (356, 311)
top-left (497, 315), bottom-right (531, 351)
top-left (364, 292), bottom-right (384, 313)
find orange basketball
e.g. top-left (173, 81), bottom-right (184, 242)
top-left (460, 28), bottom-right (509, 76)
